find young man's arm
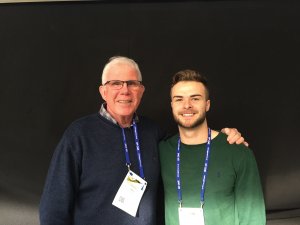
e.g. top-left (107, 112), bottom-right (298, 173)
top-left (234, 147), bottom-right (266, 225)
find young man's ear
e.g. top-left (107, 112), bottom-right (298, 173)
top-left (206, 100), bottom-right (210, 112)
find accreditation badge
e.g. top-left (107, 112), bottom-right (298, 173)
top-left (178, 207), bottom-right (205, 225)
top-left (112, 170), bottom-right (147, 217)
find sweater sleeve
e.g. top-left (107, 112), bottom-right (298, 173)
top-left (39, 128), bottom-right (81, 225)
top-left (234, 148), bottom-right (266, 225)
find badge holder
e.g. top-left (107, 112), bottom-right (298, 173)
top-left (178, 203), bottom-right (205, 225)
top-left (112, 170), bottom-right (147, 217)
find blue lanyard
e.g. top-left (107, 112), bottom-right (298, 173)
top-left (121, 120), bottom-right (145, 179)
top-left (176, 128), bottom-right (211, 208)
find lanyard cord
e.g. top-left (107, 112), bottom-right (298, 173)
top-left (176, 128), bottom-right (212, 208)
top-left (121, 120), bottom-right (145, 179)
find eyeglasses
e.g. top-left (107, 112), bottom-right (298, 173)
top-left (103, 80), bottom-right (142, 90)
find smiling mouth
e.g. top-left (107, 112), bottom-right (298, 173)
top-left (117, 100), bottom-right (132, 104)
top-left (182, 113), bottom-right (194, 117)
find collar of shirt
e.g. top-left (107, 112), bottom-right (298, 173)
top-left (99, 103), bottom-right (139, 127)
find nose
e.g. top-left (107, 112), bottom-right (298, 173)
top-left (120, 82), bottom-right (130, 93)
top-left (183, 99), bottom-right (192, 109)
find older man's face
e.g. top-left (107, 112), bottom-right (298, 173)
top-left (99, 63), bottom-right (145, 123)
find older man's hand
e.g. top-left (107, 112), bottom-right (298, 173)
top-left (221, 128), bottom-right (249, 147)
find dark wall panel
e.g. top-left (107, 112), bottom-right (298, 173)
top-left (0, 1), bottom-right (299, 224)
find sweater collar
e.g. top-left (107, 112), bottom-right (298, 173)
top-left (99, 103), bottom-right (139, 127)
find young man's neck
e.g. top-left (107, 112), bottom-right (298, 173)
top-left (178, 121), bottom-right (218, 145)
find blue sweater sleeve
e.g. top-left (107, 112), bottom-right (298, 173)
top-left (39, 128), bottom-right (81, 225)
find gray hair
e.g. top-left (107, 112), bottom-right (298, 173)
top-left (101, 56), bottom-right (142, 84)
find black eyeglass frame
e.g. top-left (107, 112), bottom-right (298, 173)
top-left (103, 80), bottom-right (143, 89)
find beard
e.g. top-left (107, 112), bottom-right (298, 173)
top-left (173, 111), bottom-right (206, 129)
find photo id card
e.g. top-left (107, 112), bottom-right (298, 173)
top-left (112, 170), bottom-right (147, 217)
top-left (178, 207), bottom-right (205, 225)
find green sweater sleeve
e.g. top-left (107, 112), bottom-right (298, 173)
top-left (234, 148), bottom-right (266, 225)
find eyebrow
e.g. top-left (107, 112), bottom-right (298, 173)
top-left (172, 94), bottom-right (202, 99)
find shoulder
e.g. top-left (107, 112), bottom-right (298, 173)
top-left (159, 133), bottom-right (179, 150)
top-left (138, 116), bottom-right (160, 129)
top-left (158, 133), bottom-right (178, 163)
top-left (215, 132), bottom-right (249, 149)
top-left (213, 132), bottom-right (254, 157)
top-left (63, 113), bottom-right (105, 138)
top-left (212, 133), bottom-right (258, 171)
top-left (68, 113), bottom-right (99, 128)
top-left (138, 116), bottom-right (165, 140)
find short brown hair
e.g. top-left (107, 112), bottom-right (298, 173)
top-left (171, 69), bottom-right (209, 99)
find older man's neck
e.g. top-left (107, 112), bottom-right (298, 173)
top-left (117, 116), bottom-right (133, 128)
top-left (106, 107), bottom-right (134, 128)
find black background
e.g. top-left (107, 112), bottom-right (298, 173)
top-left (0, 1), bottom-right (300, 224)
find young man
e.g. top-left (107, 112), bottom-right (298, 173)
top-left (39, 57), bottom-right (247, 225)
top-left (159, 69), bottom-right (266, 225)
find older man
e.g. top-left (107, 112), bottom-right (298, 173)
top-left (39, 56), bottom-right (245, 225)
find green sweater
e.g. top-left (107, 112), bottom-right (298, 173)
top-left (159, 132), bottom-right (266, 225)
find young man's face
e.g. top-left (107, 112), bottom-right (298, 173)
top-left (171, 81), bottom-right (210, 129)
top-left (99, 63), bottom-right (145, 121)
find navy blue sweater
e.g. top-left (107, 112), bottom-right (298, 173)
top-left (39, 113), bottom-right (164, 225)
